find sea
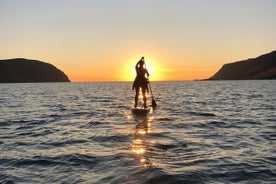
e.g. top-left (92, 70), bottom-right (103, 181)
top-left (0, 81), bottom-right (275, 184)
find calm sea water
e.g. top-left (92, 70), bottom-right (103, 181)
top-left (0, 81), bottom-right (275, 184)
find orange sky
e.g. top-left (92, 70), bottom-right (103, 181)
top-left (1, 1), bottom-right (276, 81)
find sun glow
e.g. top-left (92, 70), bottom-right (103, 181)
top-left (122, 56), bottom-right (164, 81)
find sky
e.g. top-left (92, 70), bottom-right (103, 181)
top-left (1, 0), bottom-right (276, 81)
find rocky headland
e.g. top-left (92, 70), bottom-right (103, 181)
top-left (0, 58), bottom-right (70, 83)
top-left (209, 51), bottom-right (276, 80)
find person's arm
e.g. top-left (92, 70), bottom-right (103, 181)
top-left (146, 69), bottom-right (149, 77)
top-left (135, 59), bottom-right (143, 69)
top-left (135, 61), bottom-right (140, 70)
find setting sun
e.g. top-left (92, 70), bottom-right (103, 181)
top-left (121, 56), bottom-right (164, 81)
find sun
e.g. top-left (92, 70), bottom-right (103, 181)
top-left (121, 56), bottom-right (163, 81)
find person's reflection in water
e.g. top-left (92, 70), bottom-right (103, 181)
top-left (132, 118), bottom-right (153, 168)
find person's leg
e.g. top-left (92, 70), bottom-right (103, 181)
top-left (135, 87), bottom-right (139, 108)
top-left (142, 88), bottom-right (147, 108)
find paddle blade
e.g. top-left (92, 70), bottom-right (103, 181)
top-left (152, 99), bottom-right (157, 108)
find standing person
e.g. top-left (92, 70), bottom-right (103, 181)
top-left (132, 57), bottom-right (149, 108)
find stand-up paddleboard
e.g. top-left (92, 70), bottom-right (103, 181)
top-left (131, 107), bottom-right (150, 116)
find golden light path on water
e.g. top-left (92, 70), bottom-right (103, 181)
top-left (131, 115), bottom-right (155, 168)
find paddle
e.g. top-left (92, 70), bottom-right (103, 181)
top-left (148, 79), bottom-right (157, 108)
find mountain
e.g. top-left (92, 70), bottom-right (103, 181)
top-left (0, 58), bottom-right (70, 83)
top-left (209, 51), bottom-right (276, 80)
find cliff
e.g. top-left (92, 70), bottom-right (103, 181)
top-left (0, 58), bottom-right (70, 83)
top-left (209, 51), bottom-right (276, 80)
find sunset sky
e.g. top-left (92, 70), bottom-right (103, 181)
top-left (1, 0), bottom-right (276, 81)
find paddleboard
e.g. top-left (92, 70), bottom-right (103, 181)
top-left (131, 107), bottom-right (150, 116)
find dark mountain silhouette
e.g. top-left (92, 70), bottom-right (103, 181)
top-left (209, 51), bottom-right (276, 80)
top-left (0, 58), bottom-right (70, 83)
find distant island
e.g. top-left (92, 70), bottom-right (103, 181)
top-left (209, 51), bottom-right (276, 80)
top-left (0, 58), bottom-right (70, 83)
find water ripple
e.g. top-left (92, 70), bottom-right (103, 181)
top-left (0, 81), bottom-right (275, 183)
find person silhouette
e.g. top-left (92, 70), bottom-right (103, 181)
top-left (132, 57), bottom-right (149, 108)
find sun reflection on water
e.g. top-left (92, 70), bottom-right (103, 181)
top-left (131, 117), bottom-right (154, 168)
